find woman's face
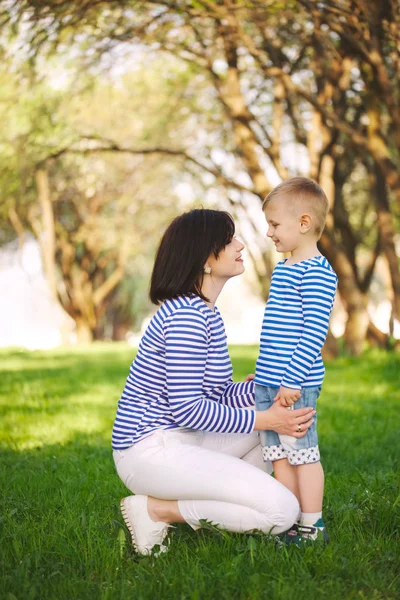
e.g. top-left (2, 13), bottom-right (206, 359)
top-left (205, 237), bottom-right (245, 280)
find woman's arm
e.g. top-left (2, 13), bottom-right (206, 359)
top-left (219, 380), bottom-right (255, 408)
top-left (254, 402), bottom-right (315, 438)
top-left (164, 307), bottom-right (255, 434)
top-left (164, 306), bottom-right (315, 437)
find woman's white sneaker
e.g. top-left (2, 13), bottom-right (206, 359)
top-left (120, 495), bottom-right (171, 555)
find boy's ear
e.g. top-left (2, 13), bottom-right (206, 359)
top-left (300, 213), bottom-right (313, 233)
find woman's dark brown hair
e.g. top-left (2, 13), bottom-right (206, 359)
top-left (149, 209), bottom-right (235, 304)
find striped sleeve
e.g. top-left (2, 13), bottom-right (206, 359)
top-left (164, 308), bottom-right (255, 433)
top-left (220, 380), bottom-right (255, 408)
top-left (281, 265), bottom-right (337, 389)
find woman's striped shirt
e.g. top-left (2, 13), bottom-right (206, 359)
top-left (255, 256), bottom-right (337, 390)
top-left (112, 295), bottom-right (256, 450)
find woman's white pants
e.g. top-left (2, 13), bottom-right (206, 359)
top-left (113, 428), bottom-right (299, 535)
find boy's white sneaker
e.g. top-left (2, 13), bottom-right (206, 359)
top-left (120, 495), bottom-right (171, 555)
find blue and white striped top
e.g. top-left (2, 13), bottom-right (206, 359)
top-left (112, 295), bottom-right (256, 450)
top-left (255, 256), bottom-right (337, 390)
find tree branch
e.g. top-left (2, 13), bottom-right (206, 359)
top-left (38, 136), bottom-right (256, 196)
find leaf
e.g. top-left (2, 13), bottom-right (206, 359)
top-left (247, 535), bottom-right (257, 566)
top-left (118, 527), bottom-right (126, 558)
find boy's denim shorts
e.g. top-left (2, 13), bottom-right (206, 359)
top-left (255, 383), bottom-right (321, 466)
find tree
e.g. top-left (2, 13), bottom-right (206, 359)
top-left (0, 57), bottom-right (195, 341)
top-left (2, 0), bottom-right (399, 352)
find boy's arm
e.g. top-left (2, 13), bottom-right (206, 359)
top-left (280, 264), bottom-right (337, 392)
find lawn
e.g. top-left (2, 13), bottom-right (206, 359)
top-left (1, 344), bottom-right (399, 600)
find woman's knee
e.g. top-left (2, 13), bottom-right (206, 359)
top-left (262, 489), bottom-right (299, 534)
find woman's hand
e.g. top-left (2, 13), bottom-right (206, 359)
top-left (254, 402), bottom-right (315, 438)
top-left (244, 374), bottom-right (255, 382)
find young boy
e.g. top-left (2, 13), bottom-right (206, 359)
top-left (255, 177), bottom-right (337, 545)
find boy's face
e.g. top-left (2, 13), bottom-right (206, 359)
top-left (264, 197), bottom-right (303, 253)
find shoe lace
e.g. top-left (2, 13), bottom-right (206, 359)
top-left (148, 522), bottom-right (171, 542)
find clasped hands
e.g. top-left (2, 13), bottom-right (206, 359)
top-left (245, 375), bottom-right (313, 437)
top-left (245, 374), bottom-right (300, 407)
top-left (273, 385), bottom-right (301, 407)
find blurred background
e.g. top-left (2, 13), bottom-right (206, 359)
top-left (0, 0), bottom-right (399, 356)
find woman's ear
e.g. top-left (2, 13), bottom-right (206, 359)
top-left (300, 213), bottom-right (313, 233)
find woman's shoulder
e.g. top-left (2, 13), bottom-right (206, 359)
top-left (158, 295), bottom-right (210, 322)
top-left (139, 297), bottom-right (208, 346)
top-left (155, 297), bottom-right (211, 340)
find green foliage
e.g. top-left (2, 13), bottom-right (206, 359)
top-left (0, 345), bottom-right (399, 599)
top-left (0, 51), bottom-right (202, 334)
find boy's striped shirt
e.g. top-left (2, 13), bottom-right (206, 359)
top-left (112, 295), bottom-right (255, 450)
top-left (255, 256), bottom-right (337, 390)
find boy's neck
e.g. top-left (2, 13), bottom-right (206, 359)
top-left (285, 241), bottom-right (321, 266)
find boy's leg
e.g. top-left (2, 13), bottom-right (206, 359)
top-left (255, 385), bottom-right (300, 500)
top-left (273, 458), bottom-right (300, 501)
top-left (296, 460), bottom-right (327, 543)
top-left (286, 387), bottom-right (324, 517)
top-left (255, 384), bottom-right (286, 461)
top-left (279, 386), bottom-right (328, 543)
top-left (297, 461), bottom-right (324, 513)
top-left (279, 461), bottom-right (327, 545)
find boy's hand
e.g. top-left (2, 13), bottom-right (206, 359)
top-left (244, 374), bottom-right (255, 382)
top-left (274, 386), bottom-right (301, 407)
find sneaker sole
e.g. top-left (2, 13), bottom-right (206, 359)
top-left (120, 497), bottom-right (141, 553)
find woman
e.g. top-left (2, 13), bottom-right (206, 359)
top-left (112, 209), bottom-right (316, 555)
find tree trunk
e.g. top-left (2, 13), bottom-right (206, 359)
top-left (367, 320), bottom-right (389, 348)
top-left (75, 317), bottom-right (94, 343)
top-left (319, 231), bottom-right (370, 355)
top-left (343, 300), bottom-right (370, 355)
top-left (8, 206), bottom-right (26, 248)
top-left (217, 18), bottom-right (272, 198)
top-left (35, 168), bottom-right (58, 299)
top-left (374, 164), bottom-right (400, 321)
top-left (322, 330), bottom-right (339, 360)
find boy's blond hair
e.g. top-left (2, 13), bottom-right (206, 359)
top-left (262, 177), bottom-right (329, 238)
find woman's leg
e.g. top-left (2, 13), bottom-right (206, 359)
top-left (114, 429), bottom-right (298, 535)
top-left (141, 431), bottom-right (272, 526)
top-left (200, 430), bottom-right (273, 474)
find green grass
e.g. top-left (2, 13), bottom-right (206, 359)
top-left (1, 344), bottom-right (399, 600)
